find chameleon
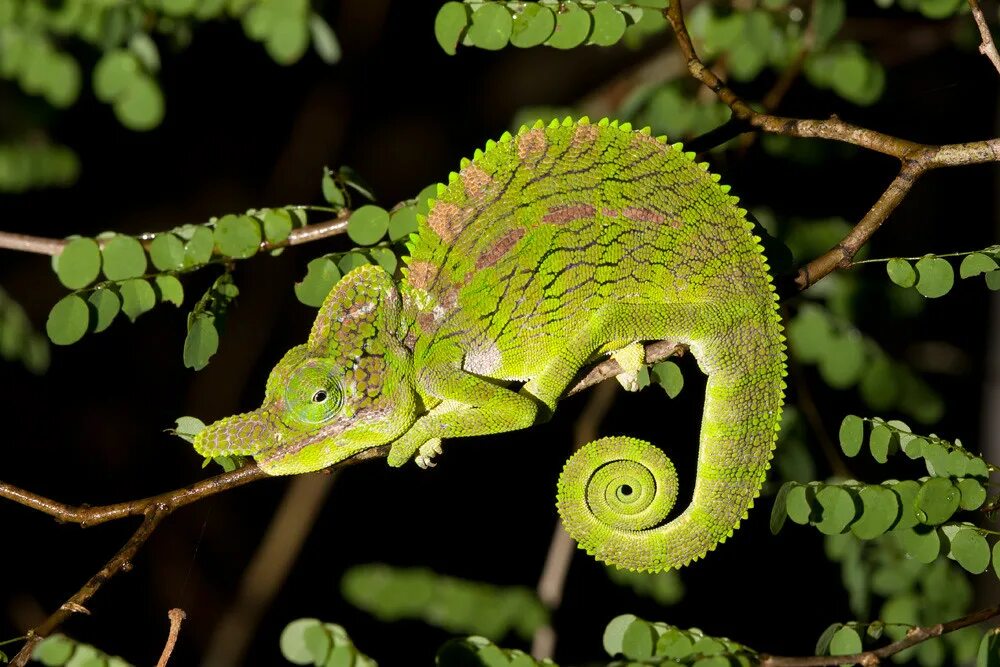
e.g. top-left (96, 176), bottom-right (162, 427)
top-left (194, 117), bottom-right (786, 572)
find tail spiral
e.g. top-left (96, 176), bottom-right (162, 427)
top-left (556, 437), bottom-right (679, 571)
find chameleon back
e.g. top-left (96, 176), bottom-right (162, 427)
top-left (403, 117), bottom-right (786, 570)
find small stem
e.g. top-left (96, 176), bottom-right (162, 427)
top-left (155, 609), bottom-right (187, 667)
top-left (969, 0), bottom-right (1000, 75)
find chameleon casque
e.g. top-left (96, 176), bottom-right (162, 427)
top-left (194, 117), bottom-right (787, 572)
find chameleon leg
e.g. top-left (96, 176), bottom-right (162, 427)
top-left (387, 365), bottom-right (540, 467)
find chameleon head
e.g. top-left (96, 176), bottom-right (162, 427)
top-left (193, 266), bottom-right (420, 475)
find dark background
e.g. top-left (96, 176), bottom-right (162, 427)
top-left (0, 2), bottom-right (997, 665)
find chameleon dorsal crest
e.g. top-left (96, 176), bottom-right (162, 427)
top-left (195, 117), bottom-right (787, 571)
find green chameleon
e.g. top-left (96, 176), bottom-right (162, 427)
top-left (195, 117), bottom-right (786, 572)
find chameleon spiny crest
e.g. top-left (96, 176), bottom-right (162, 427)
top-left (194, 116), bottom-right (787, 572)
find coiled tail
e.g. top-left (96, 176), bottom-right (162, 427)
top-left (557, 321), bottom-right (785, 571)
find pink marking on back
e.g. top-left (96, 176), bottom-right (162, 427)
top-left (461, 163), bottom-right (491, 200)
top-left (543, 204), bottom-right (595, 225)
top-left (573, 124), bottom-right (599, 145)
top-left (476, 228), bottom-right (526, 270)
top-left (407, 260), bottom-right (437, 289)
top-left (517, 129), bottom-right (547, 161)
top-left (623, 207), bottom-right (666, 224)
top-left (602, 208), bottom-right (618, 218)
top-left (427, 202), bottom-right (472, 243)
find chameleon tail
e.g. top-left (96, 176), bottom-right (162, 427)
top-left (557, 328), bottom-right (785, 572)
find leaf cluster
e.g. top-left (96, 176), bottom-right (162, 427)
top-left (602, 614), bottom-right (756, 666)
top-left (882, 248), bottom-right (1000, 297)
top-left (340, 564), bottom-right (548, 642)
top-left (30, 634), bottom-right (130, 667)
top-left (0, 285), bottom-right (48, 373)
top-left (0, 142), bottom-right (78, 192)
top-left (280, 619), bottom-right (375, 667)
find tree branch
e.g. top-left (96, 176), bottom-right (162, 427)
top-left (155, 608), bottom-right (187, 667)
top-left (0, 211), bottom-right (350, 257)
top-left (663, 1), bottom-right (1000, 291)
top-left (969, 0), bottom-right (1000, 76)
top-left (759, 603), bottom-right (1000, 666)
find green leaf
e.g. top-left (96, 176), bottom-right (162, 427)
top-left (977, 630), bottom-right (1000, 667)
top-left (171, 415), bottom-right (206, 443)
top-left (886, 258), bottom-right (916, 288)
top-left (347, 205), bottom-right (390, 246)
top-left (851, 485), bottom-right (900, 539)
top-left (812, 0), bottom-right (846, 46)
top-left (815, 485), bottom-right (858, 534)
top-left (46, 294), bottom-right (89, 345)
top-left (816, 623), bottom-right (843, 655)
top-left (915, 477), bottom-right (960, 525)
top-left (369, 247), bottom-right (398, 275)
top-left (818, 333), bottom-right (866, 388)
top-left (415, 183), bottom-right (438, 214)
top-left (308, 13), bottom-right (341, 64)
top-left (468, 3), bottom-right (513, 51)
top-left (510, 4), bottom-right (555, 48)
top-left (88, 288), bottom-right (120, 333)
top-left (589, 2), bottom-right (626, 46)
top-left (114, 74), bottom-right (165, 131)
top-left (57, 237), bottom-right (101, 289)
top-left (603, 614), bottom-right (637, 657)
top-left (957, 478), bottom-right (987, 510)
top-left (960, 252), bottom-right (999, 278)
top-left (119, 278), bottom-right (156, 321)
top-left (770, 482), bottom-right (793, 534)
top-left (32, 635), bottom-right (74, 666)
top-left (93, 50), bottom-right (140, 102)
top-left (149, 233), bottom-right (185, 271)
top-left (303, 622), bottom-right (332, 664)
top-left (266, 15), bottom-right (310, 64)
top-left (214, 214), bottom-right (261, 259)
top-left (859, 354), bottom-right (899, 411)
top-left (338, 252), bottom-right (369, 275)
top-left (281, 618), bottom-right (323, 665)
top-left (183, 314), bottom-right (219, 371)
top-left (389, 207), bottom-right (419, 242)
top-left (261, 209), bottom-right (294, 245)
top-left (950, 528), bottom-right (990, 574)
top-left (918, 0), bottom-right (963, 18)
top-left (839, 415), bottom-right (865, 457)
top-left (869, 423), bottom-right (895, 463)
top-left (993, 541), bottom-right (1000, 580)
top-left (786, 484), bottom-right (813, 524)
top-left (896, 527), bottom-right (941, 563)
top-left (986, 270), bottom-right (1000, 291)
top-left (789, 309), bottom-right (834, 364)
top-left (889, 480), bottom-right (921, 530)
top-left (102, 235), bottom-right (147, 281)
top-left (651, 361), bottom-right (683, 398)
top-left (546, 3), bottom-right (592, 49)
top-left (321, 168), bottom-right (346, 207)
top-left (915, 256), bottom-right (955, 298)
top-left (622, 619), bottom-right (656, 660)
top-left (155, 275), bottom-right (184, 307)
top-left (129, 32), bottom-right (160, 72)
top-left (435, 2), bottom-right (470, 55)
top-left (184, 226), bottom-right (214, 266)
top-left (294, 256), bottom-right (341, 307)
top-left (657, 628), bottom-right (694, 659)
top-left (829, 626), bottom-right (862, 657)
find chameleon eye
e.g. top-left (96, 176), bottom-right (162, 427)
top-left (283, 361), bottom-right (344, 424)
top-left (312, 390), bottom-right (328, 403)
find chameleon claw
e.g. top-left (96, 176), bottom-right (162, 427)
top-left (415, 438), bottom-right (444, 469)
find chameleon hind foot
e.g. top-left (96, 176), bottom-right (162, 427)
top-left (415, 438), bottom-right (444, 469)
top-left (611, 343), bottom-right (646, 392)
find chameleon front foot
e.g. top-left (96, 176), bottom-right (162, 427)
top-left (415, 438), bottom-right (444, 469)
top-left (611, 343), bottom-right (646, 392)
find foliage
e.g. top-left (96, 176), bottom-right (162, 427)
top-left (340, 564), bottom-right (548, 642)
top-left (30, 634), bottom-right (131, 667)
top-left (0, 285), bottom-right (48, 373)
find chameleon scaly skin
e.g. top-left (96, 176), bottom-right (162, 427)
top-left (194, 117), bottom-right (786, 571)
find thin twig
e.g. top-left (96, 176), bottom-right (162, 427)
top-left (759, 603), bottom-right (1000, 666)
top-left (970, 0), bottom-right (1000, 76)
top-left (155, 608), bottom-right (187, 667)
top-left (10, 507), bottom-right (169, 667)
top-left (662, 2), bottom-right (1000, 291)
top-left (532, 380), bottom-right (619, 660)
top-left (0, 212), bottom-right (350, 257)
